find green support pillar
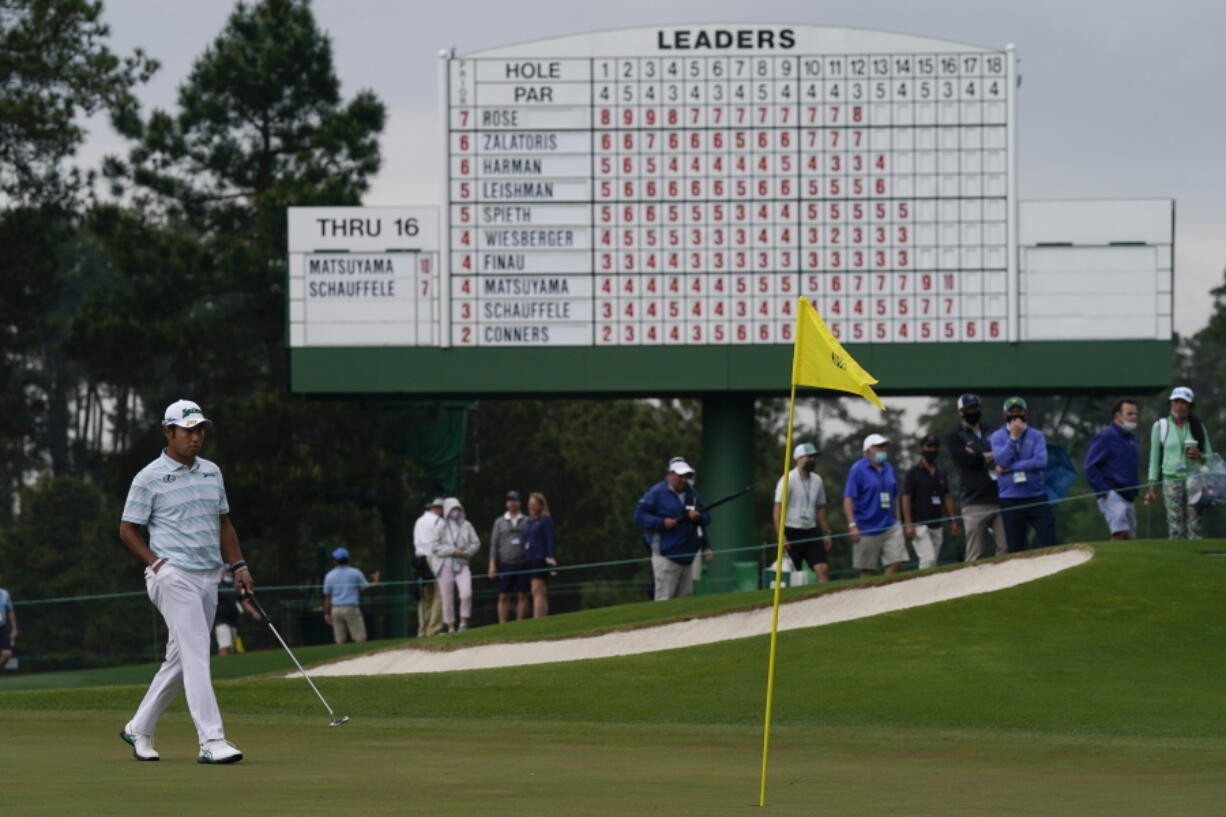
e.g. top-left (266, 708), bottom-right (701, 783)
top-left (701, 393), bottom-right (756, 593)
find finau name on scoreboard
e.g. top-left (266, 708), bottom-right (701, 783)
top-left (657, 28), bottom-right (796, 50)
top-left (482, 277), bottom-right (572, 295)
top-left (482, 181), bottom-right (553, 199)
top-left (483, 229), bottom-right (575, 248)
top-left (482, 158), bottom-right (542, 175)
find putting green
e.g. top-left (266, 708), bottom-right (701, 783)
top-left (4, 540), bottom-right (1226, 815)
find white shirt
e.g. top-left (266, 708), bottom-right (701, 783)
top-left (413, 510), bottom-right (442, 558)
top-left (774, 468), bottom-right (827, 530)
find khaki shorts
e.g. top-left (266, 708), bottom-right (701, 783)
top-left (853, 523), bottom-right (907, 570)
top-left (331, 605), bottom-right (366, 643)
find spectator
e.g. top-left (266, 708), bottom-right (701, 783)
top-left (635, 457), bottom-right (712, 601)
top-left (773, 442), bottom-right (833, 582)
top-left (0, 585), bottom-right (16, 670)
top-left (432, 497), bottom-right (480, 633)
top-left (1144, 386), bottom-right (1213, 539)
top-left (1085, 399), bottom-right (1142, 540)
top-left (902, 434), bottom-right (961, 569)
top-left (945, 393), bottom-right (1006, 561)
top-left (524, 492), bottom-right (559, 617)
top-left (843, 434), bottom-right (907, 577)
top-left (322, 547), bottom-right (380, 644)
top-left (989, 397), bottom-right (1056, 551)
top-left (489, 490), bottom-right (530, 623)
top-left (118, 398), bottom-right (252, 763)
top-left (412, 497), bottom-right (445, 637)
top-left (213, 568), bottom-right (262, 655)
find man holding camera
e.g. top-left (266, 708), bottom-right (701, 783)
top-left (634, 457), bottom-right (712, 601)
top-left (989, 397), bottom-right (1056, 552)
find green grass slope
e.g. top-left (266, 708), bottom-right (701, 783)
top-left (3, 540), bottom-right (1225, 817)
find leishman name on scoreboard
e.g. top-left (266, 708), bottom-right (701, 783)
top-left (657, 28), bottom-right (796, 50)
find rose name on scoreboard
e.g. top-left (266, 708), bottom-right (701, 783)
top-left (445, 24), bottom-right (1016, 348)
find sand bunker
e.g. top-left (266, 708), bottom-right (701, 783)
top-left (306, 548), bottom-right (1091, 677)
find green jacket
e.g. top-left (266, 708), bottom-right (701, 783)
top-left (1147, 415), bottom-right (1212, 481)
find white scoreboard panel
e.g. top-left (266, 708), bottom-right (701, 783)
top-left (288, 207), bottom-right (440, 347)
top-left (444, 25), bottom-right (1017, 348)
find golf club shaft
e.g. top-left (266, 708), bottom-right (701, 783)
top-left (248, 595), bottom-right (340, 721)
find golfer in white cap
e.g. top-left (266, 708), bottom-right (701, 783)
top-left (118, 400), bottom-right (252, 764)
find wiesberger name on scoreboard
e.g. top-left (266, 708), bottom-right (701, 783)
top-left (444, 25), bottom-right (1017, 348)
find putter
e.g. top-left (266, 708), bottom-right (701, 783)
top-left (244, 591), bottom-right (350, 727)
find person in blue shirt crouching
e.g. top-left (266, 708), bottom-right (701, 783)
top-left (989, 397), bottom-right (1056, 552)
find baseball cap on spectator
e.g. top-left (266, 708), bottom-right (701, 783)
top-left (163, 399), bottom-right (210, 428)
top-left (793, 442), bottom-right (819, 459)
top-left (1169, 386), bottom-right (1195, 403)
top-left (957, 393), bottom-right (981, 411)
top-left (506, 490), bottom-right (521, 500)
top-left (863, 433), bottom-right (888, 451)
top-left (1003, 396), bottom-right (1028, 412)
top-left (921, 434), bottom-right (941, 447)
top-left (427, 497), bottom-right (444, 508)
top-left (668, 457), bottom-right (695, 476)
top-left (332, 547), bottom-right (350, 561)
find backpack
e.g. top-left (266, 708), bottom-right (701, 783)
top-left (1157, 415), bottom-right (1206, 471)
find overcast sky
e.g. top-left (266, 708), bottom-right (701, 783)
top-left (86, 0), bottom-right (1224, 335)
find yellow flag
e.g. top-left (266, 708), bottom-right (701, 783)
top-left (792, 297), bottom-right (885, 410)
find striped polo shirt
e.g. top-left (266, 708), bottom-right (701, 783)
top-left (122, 451), bottom-right (230, 570)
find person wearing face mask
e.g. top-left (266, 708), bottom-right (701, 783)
top-left (945, 393), bottom-right (1006, 562)
top-left (989, 397), bottom-right (1056, 552)
top-left (634, 457), bottom-right (712, 600)
top-left (1144, 386), bottom-right (1213, 539)
top-left (773, 442), bottom-right (833, 582)
top-left (431, 498), bottom-right (481, 633)
top-left (1084, 399), bottom-right (1142, 540)
top-left (213, 568), bottom-right (262, 655)
top-left (902, 435), bottom-right (960, 569)
top-left (843, 434), bottom-right (906, 577)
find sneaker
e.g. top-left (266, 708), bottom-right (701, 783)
top-left (197, 739), bottom-right (243, 764)
top-left (120, 724), bottom-right (159, 761)
top-left (457, 623), bottom-right (468, 632)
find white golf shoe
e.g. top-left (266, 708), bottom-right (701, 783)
top-left (120, 724), bottom-right (160, 761)
top-left (198, 739), bottom-right (243, 764)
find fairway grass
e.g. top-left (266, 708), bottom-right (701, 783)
top-left (6, 711), bottom-right (1225, 817)
top-left (4, 540), bottom-right (1226, 814)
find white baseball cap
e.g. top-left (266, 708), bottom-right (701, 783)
top-left (863, 433), bottom-right (889, 451)
top-left (163, 399), bottom-right (210, 428)
top-left (1170, 386), bottom-right (1195, 403)
top-left (668, 457), bottom-right (695, 476)
top-left (793, 442), bottom-right (819, 459)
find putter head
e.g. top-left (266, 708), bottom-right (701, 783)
top-left (329, 715), bottom-right (350, 727)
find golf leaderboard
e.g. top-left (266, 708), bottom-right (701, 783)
top-left (446, 25), bottom-right (1016, 348)
top-left (287, 24), bottom-right (1174, 394)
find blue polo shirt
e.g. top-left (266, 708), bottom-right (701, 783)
top-left (844, 458), bottom-right (899, 535)
top-left (122, 451), bottom-right (230, 570)
top-left (0, 587), bottom-right (11, 626)
top-left (323, 566), bottom-right (369, 607)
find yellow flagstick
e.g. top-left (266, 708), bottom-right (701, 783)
top-left (758, 325), bottom-right (804, 807)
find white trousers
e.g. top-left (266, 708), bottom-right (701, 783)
top-left (436, 561), bottom-right (472, 625)
top-left (130, 564), bottom-right (225, 744)
top-left (652, 553), bottom-right (694, 601)
top-left (912, 525), bottom-right (945, 570)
